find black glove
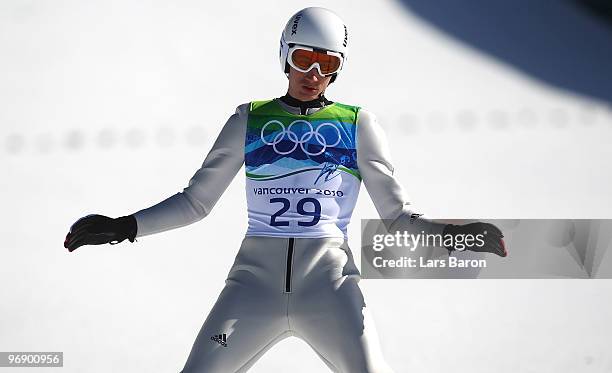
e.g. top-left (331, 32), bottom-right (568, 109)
top-left (64, 214), bottom-right (137, 252)
top-left (442, 222), bottom-right (507, 257)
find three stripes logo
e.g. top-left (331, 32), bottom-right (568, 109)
top-left (211, 333), bottom-right (228, 347)
top-left (409, 213), bottom-right (424, 223)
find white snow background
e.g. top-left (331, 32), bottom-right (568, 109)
top-left (1, 0), bottom-right (612, 372)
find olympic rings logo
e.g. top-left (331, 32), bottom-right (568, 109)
top-left (260, 120), bottom-right (341, 156)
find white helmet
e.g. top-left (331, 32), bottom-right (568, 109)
top-left (279, 7), bottom-right (348, 83)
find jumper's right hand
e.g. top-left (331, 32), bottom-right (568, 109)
top-left (64, 214), bottom-right (137, 252)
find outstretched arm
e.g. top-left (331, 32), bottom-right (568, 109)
top-left (356, 109), bottom-right (445, 235)
top-left (132, 104), bottom-right (248, 238)
top-left (64, 104), bottom-right (248, 251)
top-left (356, 109), bottom-right (506, 257)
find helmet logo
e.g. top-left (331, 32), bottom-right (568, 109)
top-left (343, 25), bottom-right (348, 47)
top-left (291, 14), bottom-right (302, 35)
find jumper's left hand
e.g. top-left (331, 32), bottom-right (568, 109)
top-left (442, 222), bottom-right (507, 257)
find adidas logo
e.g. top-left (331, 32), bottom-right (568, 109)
top-left (211, 333), bottom-right (228, 347)
top-left (409, 213), bottom-right (423, 223)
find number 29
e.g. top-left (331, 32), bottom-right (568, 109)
top-left (269, 197), bottom-right (321, 227)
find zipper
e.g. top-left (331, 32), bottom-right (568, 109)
top-left (285, 237), bottom-right (295, 293)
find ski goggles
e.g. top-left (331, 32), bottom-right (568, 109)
top-left (287, 45), bottom-right (344, 76)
